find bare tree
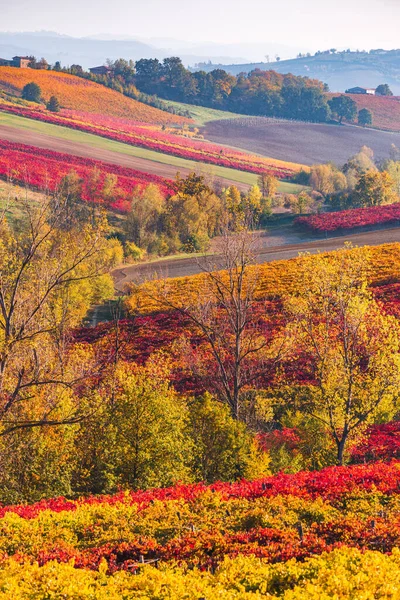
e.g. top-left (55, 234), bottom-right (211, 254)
top-left (131, 227), bottom-right (284, 420)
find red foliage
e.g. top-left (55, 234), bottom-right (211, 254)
top-left (351, 422), bottom-right (400, 463)
top-left (0, 103), bottom-right (300, 178)
top-left (296, 204), bottom-right (400, 233)
top-left (0, 138), bottom-right (173, 211)
top-left (1, 461), bottom-right (400, 521)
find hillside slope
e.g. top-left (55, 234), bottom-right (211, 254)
top-left (0, 67), bottom-right (188, 125)
top-left (204, 117), bottom-right (400, 165)
top-left (328, 93), bottom-right (400, 132)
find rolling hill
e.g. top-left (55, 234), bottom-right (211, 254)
top-left (0, 67), bottom-right (188, 125)
top-left (193, 50), bottom-right (400, 95)
top-left (328, 93), bottom-right (400, 132)
top-left (204, 117), bottom-right (400, 166)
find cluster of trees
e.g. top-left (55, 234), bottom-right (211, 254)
top-left (0, 187), bottom-right (270, 503)
top-left (133, 58), bottom-right (332, 122)
top-left (328, 95), bottom-right (373, 126)
top-left (124, 172), bottom-right (277, 256)
top-left (21, 82), bottom-right (60, 112)
top-left (307, 145), bottom-right (400, 209)
top-left (132, 236), bottom-right (400, 470)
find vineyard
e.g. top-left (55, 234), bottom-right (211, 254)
top-left (125, 242), bottom-right (400, 313)
top-left (0, 138), bottom-right (173, 211)
top-left (0, 100), bottom-right (305, 178)
top-left (0, 67), bottom-right (188, 125)
top-left (0, 461), bottom-right (399, 596)
top-left (296, 203), bottom-right (400, 232)
top-left (328, 92), bottom-right (400, 132)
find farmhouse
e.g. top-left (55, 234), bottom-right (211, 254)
top-left (89, 65), bottom-right (112, 75)
top-left (0, 56), bottom-right (31, 68)
top-left (345, 86), bottom-right (376, 95)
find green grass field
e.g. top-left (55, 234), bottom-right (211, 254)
top-left (0, 180), bottom-right (43, 223)
top-left (0, 112), bottom-right (305, 193)
top-left (166, 101), bottom-right (244, 126)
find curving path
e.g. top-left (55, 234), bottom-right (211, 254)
top-left (113, 226), bottom-right (400, 292)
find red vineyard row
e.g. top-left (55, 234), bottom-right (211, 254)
top-left (0, 138), bottom-right (173, 211)
top-left (1, 460), bottom-right (400, 520)
top-left (0, 103), bottom-right (300, 178)
top-left (296, 203), bottom-right (400, 233)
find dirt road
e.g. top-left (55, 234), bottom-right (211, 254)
top-left (113, 227), bottom-right (400, 292)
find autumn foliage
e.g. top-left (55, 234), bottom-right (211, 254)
top-left (0, 100), bottom-right (305, 177)
top-left (0, 66), bottom-right (188, 124)
top-left (0, 139), bottom-right (173, 211)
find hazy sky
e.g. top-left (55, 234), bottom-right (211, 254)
top-left (1, 0), bottom-right (399, 50)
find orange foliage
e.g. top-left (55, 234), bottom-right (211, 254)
top-left (0, 67), bottom-right (189, 125)
top-left (127, 243), bottom-right (400, 313)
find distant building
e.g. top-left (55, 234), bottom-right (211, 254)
top-left (89, 65), bottom-right (112, 75)
top-left (0, 56), bottom-right (31, 68)
top-left (345, 86), bottom-right (376, 95)
top-left (12, 56), bottom-right (31, 68)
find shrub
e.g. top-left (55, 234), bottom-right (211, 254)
top-left (21, 82), bottom-right (42, 103)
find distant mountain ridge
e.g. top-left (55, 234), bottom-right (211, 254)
top-left (192, 51), bottom-right (400, 95)
top-left (0, 31), bottom-right (282, 69)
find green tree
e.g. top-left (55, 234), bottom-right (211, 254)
top-left (358, 108), bottom-right (373, 126)
top-left (328, 95), bottom-right (357, 123)
top-left (188, 394), bottom-right (270, 483)
top-left (46, 95), bottom-right (60, 112)
top-left (21, 82), bottom-right (42, 103)
top-left (74, 360), bottom-right (191, 493)
top-left (376, 84), bottom-right (393, 96)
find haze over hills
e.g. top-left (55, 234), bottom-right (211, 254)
top-left (0, 31), bottom-right (302, 69)
top-left (193, 50), bottom-right (400, 95)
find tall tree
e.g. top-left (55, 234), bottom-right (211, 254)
top-left (0, 192), bottom-right (114, 435)
top-left (131, 227), bottom-right (283, 419)
top-left (286, 246), bottom-right (400, 465)
top-left (328, 95), bottom-right (357, 123)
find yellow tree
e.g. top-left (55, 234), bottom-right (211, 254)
top-left (0, 192), bottom-right (115, 435)
top-left (286, 246), bottom-right (400, 464)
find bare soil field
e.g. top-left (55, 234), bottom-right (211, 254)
top-left (113, 226), bottom-right (400, 291)
top-left (204, 118), bottom-right (400, 166)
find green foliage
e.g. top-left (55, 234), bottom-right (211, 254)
top-left (358, 108), bottom-right (373, 126)
top-left (74, 359), bottom-right (192, 493)
top-left (328, 95), bottom-right (357, 123)
top-left (46, 95), bottom-right (60, 112)
top-left (187, 394), bottom-right (270, 483)
top-left (21, 82), bottom-right (42, 103)
top-left (376, 83), bottom-right (393, 96)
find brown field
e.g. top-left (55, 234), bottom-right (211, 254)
top-left (328, 93), bottom-right (400, 132)
top-left (204, 117), bottom-right (400, 166)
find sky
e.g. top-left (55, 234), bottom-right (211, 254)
top-left (1, 0), bottom-right (399, 51)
